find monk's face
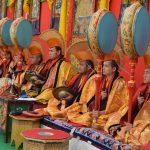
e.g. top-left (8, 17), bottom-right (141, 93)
top-left (31, 54), bottom-right (42, 65)
top-left (1, 51), bottom-right (11, 60)
top-left (49, 47), bottom-right (61, 60)
top-left (78, 61), bottom-right (88, 74)
top-left (103, 61), bottom-right (116, 76)
top-left (144, 68), bottom-right (150, 84)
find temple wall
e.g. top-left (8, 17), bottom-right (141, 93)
top-left (6, 1), bottom-right (149, 86)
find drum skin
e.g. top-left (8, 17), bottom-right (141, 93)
top-left (10, 17), bottom-right (32, 49)
top-left (0, 18), bottom-right (13, 47)
top-left (87, 9), bottom-right (118, 55)
top-left (120, 2), bottom-right (150, 58)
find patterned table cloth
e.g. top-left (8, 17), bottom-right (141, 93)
top-left (42, 117), bottom-right (131, 150)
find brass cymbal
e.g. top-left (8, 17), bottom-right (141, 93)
top-left (52, 86), bottom-right (73, 101)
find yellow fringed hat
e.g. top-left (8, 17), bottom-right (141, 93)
top-left (104, 43), bottom-right (124, 68)
top-left (39, 29), bottom-right (65, 54)
top-left (67, 41), bottom-right (97, 65)
top-left (28, 40), bottom-right (45, 59)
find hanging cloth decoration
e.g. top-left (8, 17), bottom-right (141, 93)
top-left (23, 0), bottom-right (31, 14)
top-left (99, 0), bottom-right (110, 10)
top-left (126, 0), bottom-right (129, 7)
top-left (47, 0), bottom-right (55, 9)
top-left (140, 0), bottom-right (145, 5)
top-left (7, 0), bottom-right (15, 10)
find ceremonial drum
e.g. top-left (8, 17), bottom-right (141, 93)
top-left (10, 17), bottom-right (32, 48)
top-left (21, 128), bottom-right (71, 150)
top-left (0, 18), bottom-right (13, 47)
top-left (120, 2), bottom-right (150, 58)
top-left (87, 9), bottom-right (118, 55)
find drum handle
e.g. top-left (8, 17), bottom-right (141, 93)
top-left (128, 58), bottom-right (137, 123)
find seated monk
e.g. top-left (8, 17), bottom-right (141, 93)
top-left (0, 49), bottom-right (13, 78)
top-left (32, 59), bottom-right (96, 118)
top-left (111, 57), bottom-right (150, 150)
top-left (5, 50), bottom-right (28, 96)
top-left (0, 49), bottom-right (21, 95)
top-left (67, 51), bottom-right (129, 127)
top-left (21, 40), bottom-right (45, 97)
top-left (24, 41), bottom-right (99, 125)
top-left (34, 30), bottom-right (76, 103)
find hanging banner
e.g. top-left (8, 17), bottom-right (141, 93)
top-left (51, 0), bottom-right (62, 30)
top-left (0, 0), bottom-right (2, 19)
top-left (72, 0), bottom-right (95, 43)
top-left (30, 0), bottom-right (41, 35)
top-left (14, 0), bottom-right (23, 19)
top-left (1, 0), bottom-right (7, 19)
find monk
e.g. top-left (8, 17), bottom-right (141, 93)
top-left (96, 58), bottom-right (129, 131)
top-left (131, 67), bottom-right (150, 122)
top-left (0, 49), bottom-right (28, 96)
top-left (67, 51), bottom-right (129, 128)
top-left (0, 50), bottom-right (13, 78)
top-left (112, 67), bottom-right (150, 150)
top-left (33, 59), bottom-right (97, 119)
top-left (34, 30), bottom-right (76, 103)
top-left (21, 40), bottom-right (45, 97)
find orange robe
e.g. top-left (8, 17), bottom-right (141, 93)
top-left (35, 72), bottom-right (98, 121)
top-left (128, 100), bottom-right (150, 146)
top-left (36, 57), bottom-right (76, 103)
top-left (67, 76), bottom-right (129, 128)
top-left (114, 84), bottom-right (150, 148)
top-left (97, 76), bottom-right (129, 131)
top-left (131, 84), bottom-right (149, 122)
top-left (21, 63), bottom-right (45, 96)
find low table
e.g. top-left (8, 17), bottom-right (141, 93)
top-left (10, 115), bottom-right (41, 150)
top-left (0, 96), bottom-right (35, 143)
top-left (21, 128), bottom-right (72, 150)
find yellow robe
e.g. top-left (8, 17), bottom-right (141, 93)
top-left (14, 64), bottom-right (28, 86)
top-left (67, 74), bottom-right (100, 126)
top-left (35, 74), bottom-right (99, 126)
top-left (128, 100), bottom-right (150, 146)
top-left (67, 77), bottom-right (129, 127)
top-left (36, 61), bottom-right (76, 103)
top-left (97, 77), bottom-right (129, 131)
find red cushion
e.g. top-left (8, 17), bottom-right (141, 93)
top-left (21, 128), bottom-right (71, 140)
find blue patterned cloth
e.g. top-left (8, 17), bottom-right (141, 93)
top-left (41, 117), bottom-right (131, 150)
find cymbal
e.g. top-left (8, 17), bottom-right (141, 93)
top-left (52, 86), bottom-right (73, 101)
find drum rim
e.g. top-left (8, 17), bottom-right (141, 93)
top-left (120, 3), bottom-right (141, 58)
top-left (87, 9), bottom-right (107, 55)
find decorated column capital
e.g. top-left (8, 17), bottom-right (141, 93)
top-left (99, 0), bottom-right (110, 10)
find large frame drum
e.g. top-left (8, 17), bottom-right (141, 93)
top-left (10, 17), bottom-right (32, 49)
top-left (87, 9), bottom-right (118, 55)
top-left (120, 2), bottom-right (150, 58)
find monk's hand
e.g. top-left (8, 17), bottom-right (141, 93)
top-left (132, 145), bottom-right (141, 150)
top-left (62, 92), bottom-right (73, 101)
top-left (137, 95), bottom-right (144, 109)
top-left (99, 110), bottom-right (105, 115)
top-left (101, 90), bottom-right (107, 100)
top-left (62, 77), bottom-right (67, 86)
top-left (92, 110), bottom-right (100, 118)
top-left (124, 122), bottom-right (132, 131)
top-left (34, 79), bottom-right (44, 85)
